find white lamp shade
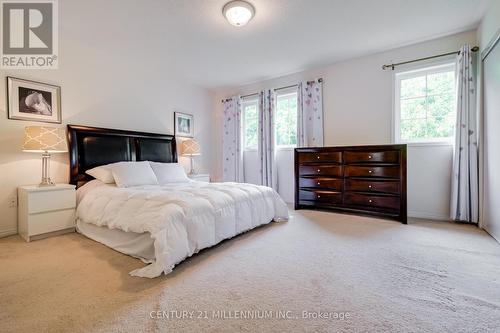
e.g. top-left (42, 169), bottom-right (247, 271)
top-left (181, 138), bottom-right (201, 156)
top-left (23, 126), bottom-right (68, 153)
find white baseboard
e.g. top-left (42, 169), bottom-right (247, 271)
top-left (0, 228), bottom-right (17, 238)
top-left (408, 210), bottom-right (450, 221)
top-left (484, 226), bottom-right (500, 243)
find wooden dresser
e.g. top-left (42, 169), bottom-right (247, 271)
top-left (294, 145), bottom-right (407, 223)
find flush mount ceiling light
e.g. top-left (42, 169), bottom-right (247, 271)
top-left (223, 0), bottom-right (255, 27)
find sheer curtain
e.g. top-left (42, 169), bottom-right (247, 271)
top-left (297, 80), bottom-right (324, 147)
top-left (222, 96), bottom-right (244, 182)
top-left (450, 44), bottom-right (479, 222)
top-left (258, 90), bottom-right (277, 190)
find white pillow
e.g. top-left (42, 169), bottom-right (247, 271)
top-left (85, 165), bottom-right (115, 183)
top-left (150, 162), bottom-right (190, 184)
top-left (110, 161), bottom-right (159, 188)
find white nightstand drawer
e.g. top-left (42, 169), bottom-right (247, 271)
top-left (29, 209), bottom-right (75, 235)
top-left (28, 189), bottom-right (76, 214)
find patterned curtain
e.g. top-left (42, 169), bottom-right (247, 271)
top-left (222, 96), bottom-right (244, 182)
top-left (450, 44), bottom-right (478, 222)
top-left (297, 80), bottom-right (324, 147)
top-left (258, 90), bottom-right (277, 190)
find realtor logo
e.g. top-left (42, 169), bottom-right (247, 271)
top-left (1, 0), bottom-right (58, 69)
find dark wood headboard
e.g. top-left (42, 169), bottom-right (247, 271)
top-left (67, 125), bottom-right (177, 187)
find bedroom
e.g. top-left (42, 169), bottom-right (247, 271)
top-left (1, 0), bottom-right (500, 332)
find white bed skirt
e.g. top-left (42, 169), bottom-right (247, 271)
top-left (76, 220), bottom-right (155, 263)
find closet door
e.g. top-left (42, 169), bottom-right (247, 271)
top-left (482, 33), bottom-right (500, 241)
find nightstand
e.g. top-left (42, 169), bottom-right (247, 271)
top-left (18, 184), bottom-right (76, 242)
top-left (188, 174), bottom-right (210, 182)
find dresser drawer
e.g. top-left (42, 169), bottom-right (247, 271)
top-left (298, 152), bottom-right (342, 164)
top-left (299, 177), bottom-right (343, 190)
top-left (344, 193), bottom-right (400, 211)
top-left (299, 190), bottom-right (342, 203)
top-left (345, 165), bottom-right (400, 178)
top-left (299, 165), bottom-right (342, 177)
top-left (28, 189), bottom-right (76, 214)
top-left (344, 150), bottom-right (400, 164)
top-left (345, 179), bottom-right (400, 194)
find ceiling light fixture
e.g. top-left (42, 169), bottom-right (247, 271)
top-left (223, 0), bottom-right (255, 27)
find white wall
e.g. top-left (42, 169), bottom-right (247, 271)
top-left (478, 0), bottom-right (500, 48)
top-left (478, 1), bottom-right (500, 241)
top-left (0, 1), bottom-right (215, 237)
top-left (214, 30), bottom-right (477, 218)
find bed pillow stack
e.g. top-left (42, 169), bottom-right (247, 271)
top-left (85, 161), bottom-right (190, 187)
top-left (86, 161), bottom-right (158, 187)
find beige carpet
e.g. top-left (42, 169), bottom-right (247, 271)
top-left (1, 209), bottom-right (500, 333)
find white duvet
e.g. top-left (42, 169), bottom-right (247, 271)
top-left (77, 180), bottom-right (289, 278)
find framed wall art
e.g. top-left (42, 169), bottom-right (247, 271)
top-left (174, 112), bottom-right (194, 137)
top-left (7, 77), bottom-right (62, 124)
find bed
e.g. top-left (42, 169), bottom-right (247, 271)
top-left (68, 125), bottom-right (288, 278)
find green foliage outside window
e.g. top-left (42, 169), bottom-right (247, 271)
top-left (400, 70), bottom-right (456, 141)
top-left (244, 103), bottom-right (258, 149)
top-left (275, 93), bottom-right (297, 147)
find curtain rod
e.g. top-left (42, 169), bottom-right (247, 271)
top-left (382, 46), bottom-right (479, 70)
top-left (221, 92), bottom-right (261, 103)
top-left (221, 93), bottom-right (257, 103)
top-left (274, 78), bottom-right (323, 92)
top-left (242, 92), bottom-right (259, 99)
top-left (221, 78), bottom-right (323, 103)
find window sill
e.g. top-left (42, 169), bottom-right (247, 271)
top-left (397, 141), bottom-right (454, 147)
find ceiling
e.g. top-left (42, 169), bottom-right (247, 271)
top-left (69, 0), bottom-right (489, 89)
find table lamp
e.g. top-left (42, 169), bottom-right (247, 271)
top-left (181, 138), bottom-right (201, 175)
top-left (22, 126), bottom-right (68, 186)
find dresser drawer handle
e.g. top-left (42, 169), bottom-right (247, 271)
top-left (368, 199), bottom-right (373, 203)
top-left (368, 185), bottom-right (372, 189)
top-left (368, 155), bottom-right (372, 159)
top-left (317, 156), bottom-right (320, 159)
top-left (317, 169), bottom-right (321, 173)
top-left (317, 182), bottom-right (321, 185)
top-left (368, 170), bottom-right (373, 174)
top-left (317, 195), bottom-right (321, 198)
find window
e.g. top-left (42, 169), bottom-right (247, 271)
top-left (242, 90), bottom-right (299, 151)
top-left (242, 97), bottom-right (258, 150)
top-left (275, 90), bottom-right (298, 148)
top-left (394, 63), bottom-right (456, 144)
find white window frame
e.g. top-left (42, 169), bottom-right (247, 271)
top-left (393, 61), bottom-right (456, 146)
top-left (242, 96), bottom-right (259, 151)
top-left (274, 88), bottom-right (298, 150)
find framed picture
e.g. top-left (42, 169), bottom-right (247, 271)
top-left (7, 77), bottom-right (62, 124)
top-left (174, 112), bottom-right (194, 137)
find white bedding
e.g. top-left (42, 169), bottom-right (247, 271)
top-left (77, 180), bottom-right (288, 278)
